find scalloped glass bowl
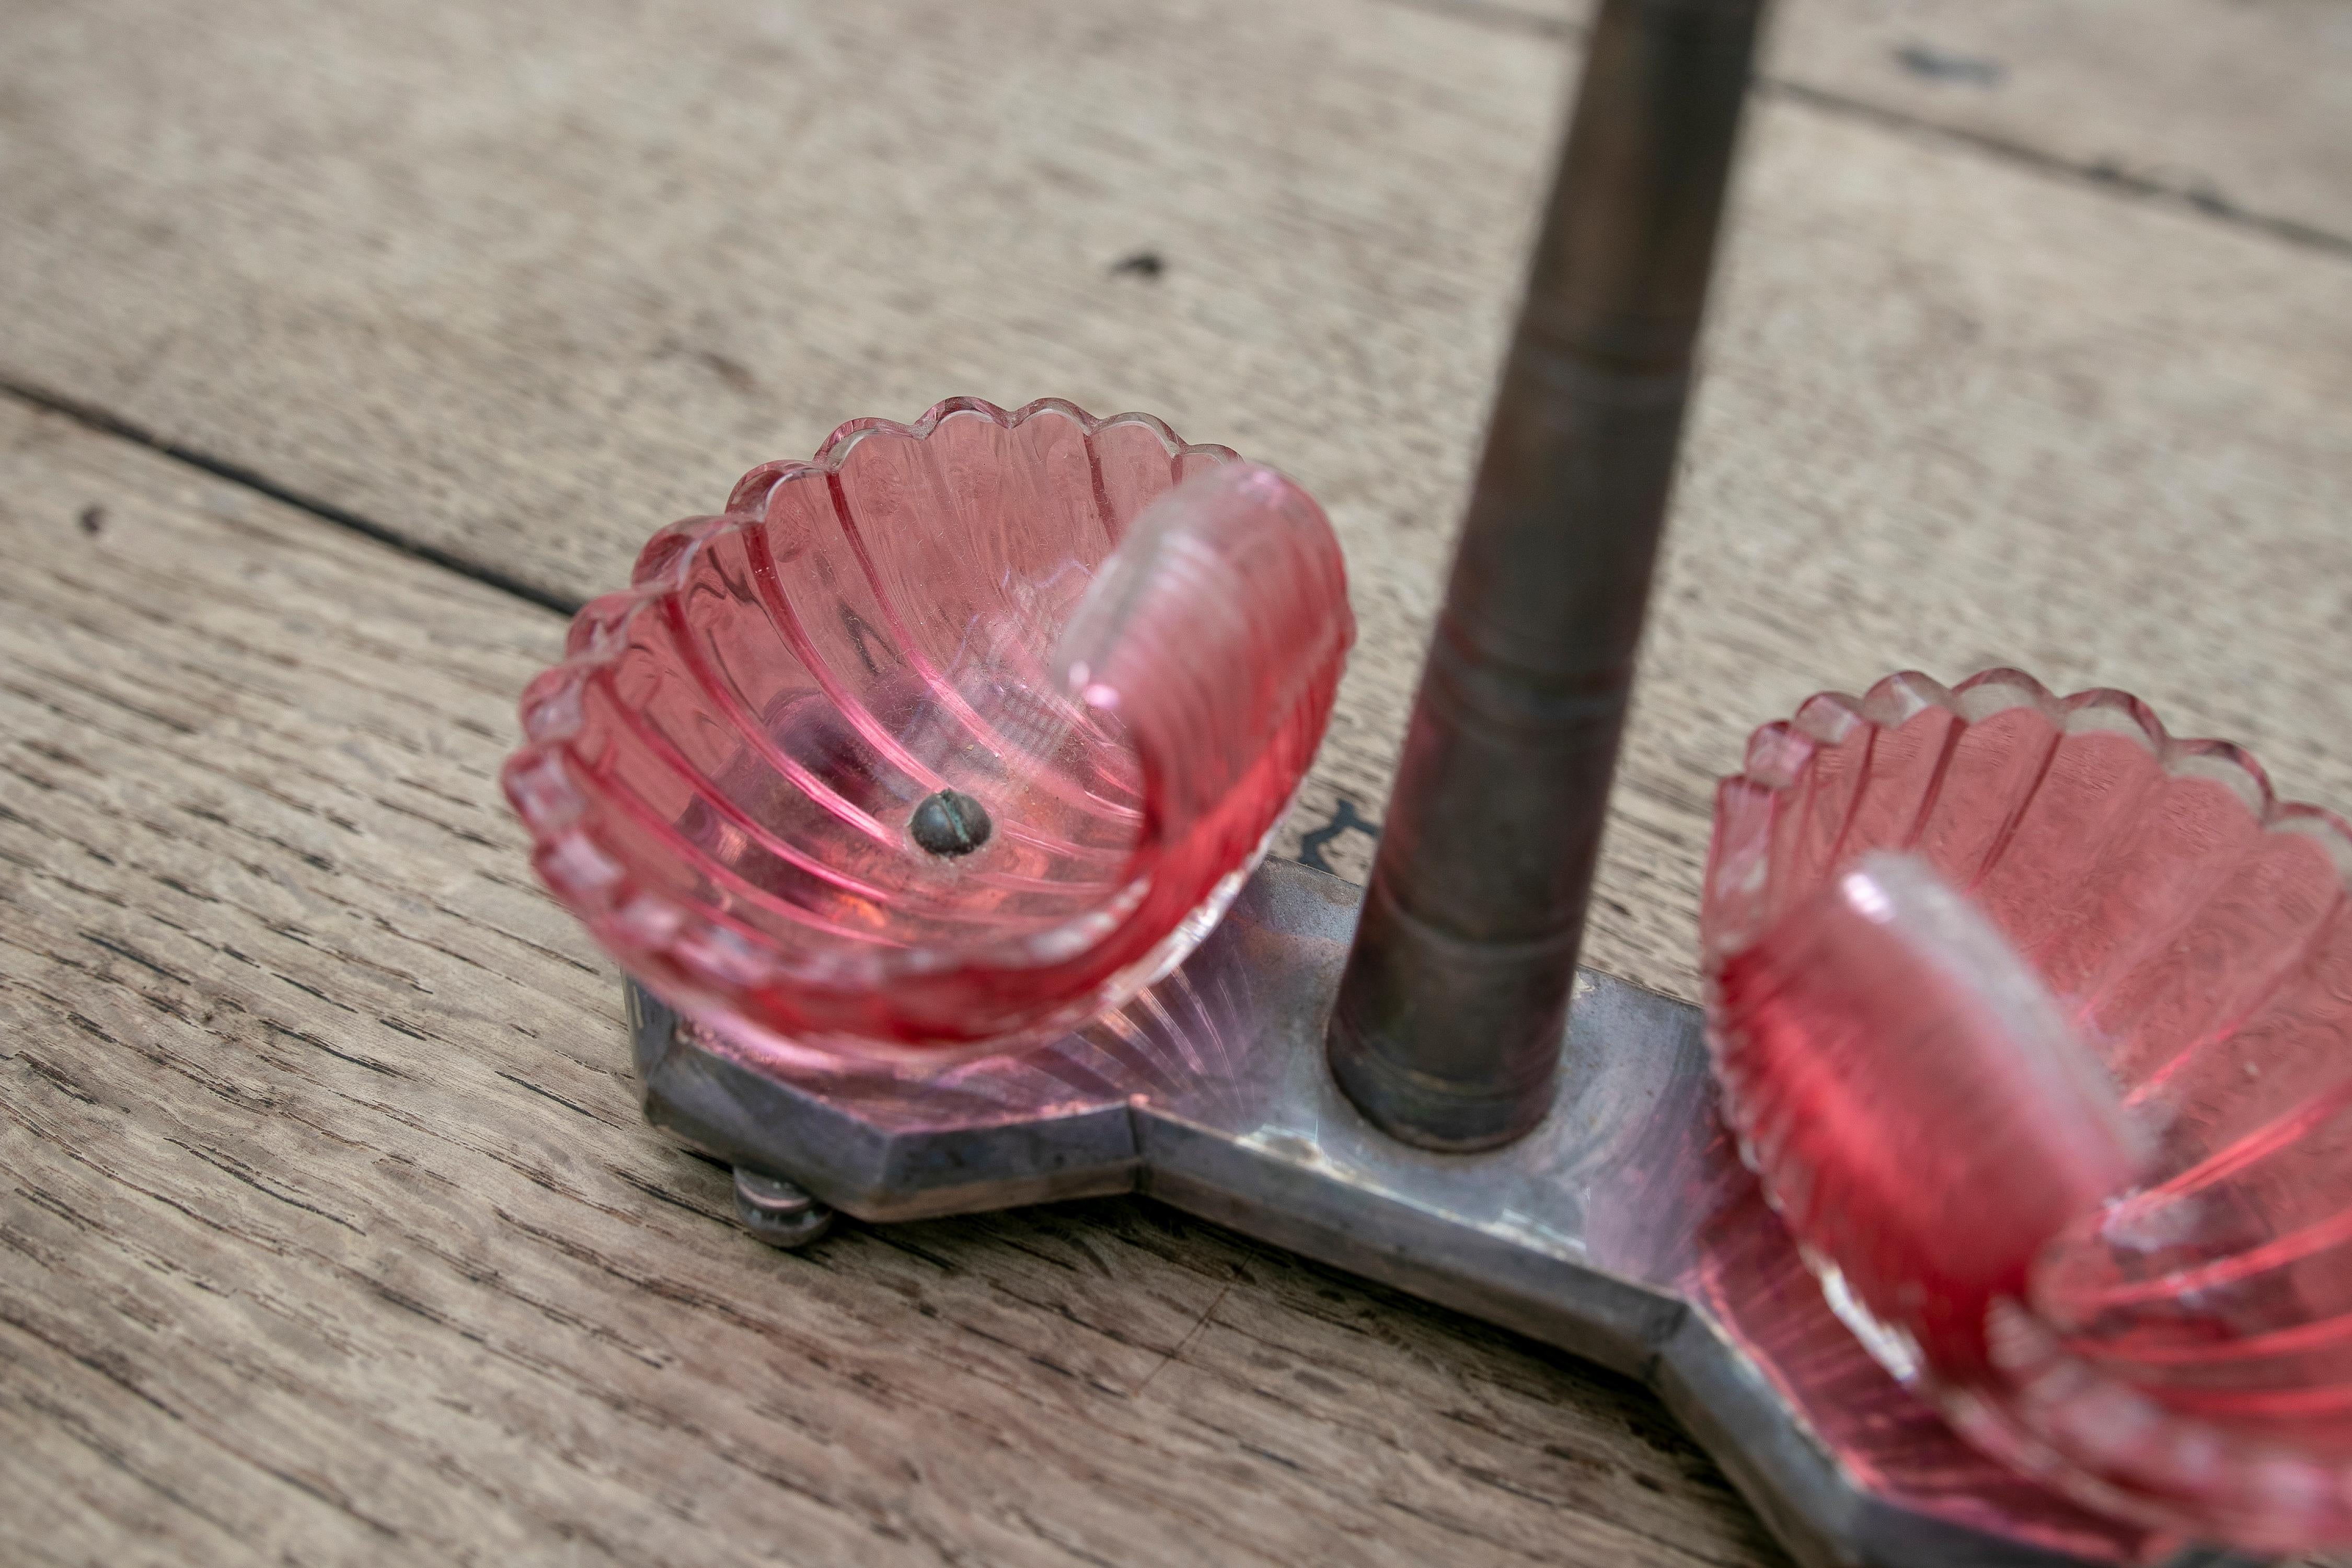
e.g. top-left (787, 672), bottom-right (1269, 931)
top-left (1702, 668), bottom-right (2352, 1551)
top-left (504, 397), bottom-right (1352, 1067)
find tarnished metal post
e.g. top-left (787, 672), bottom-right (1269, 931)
top-left (1329, 0), bottom-right (1766, 1150)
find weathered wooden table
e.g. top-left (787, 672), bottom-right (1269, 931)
top-left (3, 2), bottom-right (2348, 1563)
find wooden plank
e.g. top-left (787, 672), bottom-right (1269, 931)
top-left (1769, 0), bottom-right (2352, 248)
top-left (3, 3), bottom-right (2349, 1561)
top-left (0, 395), bottom-right (1786, 1567)
top-left (0, 0), bottom-right (1557, 894)
top-left (6, 410), bottom-right (2349, 1568)
top-left (1415, 0), bottom-right (2352, 248)
top-left (6, 0), bottom-right (2350, 1007)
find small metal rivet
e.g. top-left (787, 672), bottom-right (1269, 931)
top-left (910, 789), bottom-right (991, 857)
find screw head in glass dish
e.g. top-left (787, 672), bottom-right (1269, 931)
top-left (504, 397), bottom-right (1353, 1069)
top-left (1702, 668), bottom-right (2352, 1553)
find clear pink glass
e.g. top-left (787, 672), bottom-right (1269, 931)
top-left (1703, 668), bottom-right (2352, 1552)
top-left (504, 397), bottom-right (1352, 1065)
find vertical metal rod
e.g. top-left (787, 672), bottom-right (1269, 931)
top-left (1329, 0), bottom-right (1766, 1151)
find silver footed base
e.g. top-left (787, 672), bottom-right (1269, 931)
top-left (625, 860), bottom-right (2259, 1568)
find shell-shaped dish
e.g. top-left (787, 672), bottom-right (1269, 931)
top-left (505, 397), bottom-right (1352, 1067)
top-left (1702, 668), bottom-right (2352, 1552)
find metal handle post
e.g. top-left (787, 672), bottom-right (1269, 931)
top-left (1328, 0), bottom-right (1767, 1150)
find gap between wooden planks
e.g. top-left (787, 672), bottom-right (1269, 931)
top-left (4, 0), bottom-right (2349, 1019)
top-left (0, 394), bottom-right (1791, 1567)
top-left (1401, 0), bottom-right (2352, 249)
top-left (3, 0), bottom-right (2350, 1557)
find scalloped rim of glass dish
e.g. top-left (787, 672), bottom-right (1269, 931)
top-left (505, 396), bottom-right (1281, 1075)
top-left (1707, 666), bottom-right (2352, 1547)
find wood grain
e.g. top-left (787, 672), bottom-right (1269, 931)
top-left (3, 0), bottom-right (2348, 1008)
top-left (4, 1), bottom-right (2351, 1560)
top-left (0, 395), bottom-right (1785, 1567)
top-left (1403, 0), bottom-right (2352, 248)
top-left (1765, 0), bottom-right (2352, 248)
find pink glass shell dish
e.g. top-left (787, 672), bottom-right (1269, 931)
top-left (1702, 668), bottom-right (2352, 1552)
top-left (504, 397), bottom-right (1352, 1067)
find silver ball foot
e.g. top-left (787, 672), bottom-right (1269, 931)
top-left (732, 1168), bottom-right (834, 1248)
